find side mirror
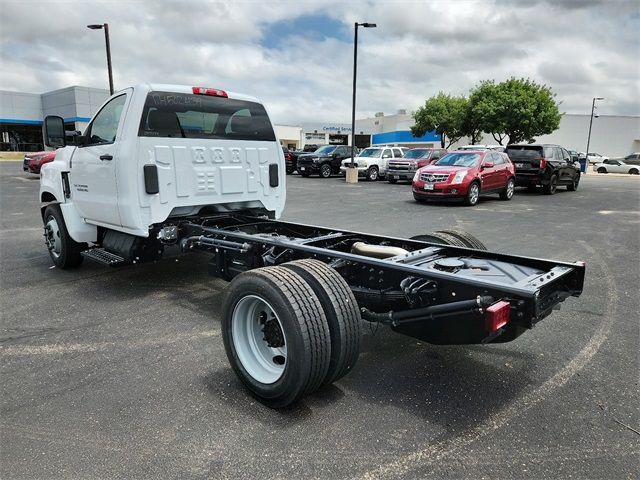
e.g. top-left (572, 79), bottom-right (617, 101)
top-left (43, 115), bottom-right (66, 148)
top-left (481, 161), bottom-right (494, 169)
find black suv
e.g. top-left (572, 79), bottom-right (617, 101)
top-left (505, 144), bottom-right (580, 194)
top-left (297, 145), bottom-right (352, 178)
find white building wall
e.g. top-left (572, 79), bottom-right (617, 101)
top-left (450, 114), bottom-right (639, 156)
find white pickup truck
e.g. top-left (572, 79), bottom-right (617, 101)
top-left (39, 84), bottom-right (585, 408)
top-left (339, 146), bottom-right (407, 180)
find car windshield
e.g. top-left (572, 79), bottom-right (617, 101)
top-left (358, 148), bottom-right (382, 158)
top-left (404, 149), bottom-right (430, 159)
top-left (435, 153), bottom-right (481, 167)
top-left (315, 146), bottom-right (336, 154)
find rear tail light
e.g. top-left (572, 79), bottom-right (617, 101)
top-left (539, 158), bottom-right (547, 169)
top-left (485, 301), bottom-right (511, 332)
top-left (192, 86), bottom-right (228, 97)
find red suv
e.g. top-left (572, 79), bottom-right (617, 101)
top-left (23, 150), bottom-right (56, 174)
top-left (412, 150), bottom-right (516, 206)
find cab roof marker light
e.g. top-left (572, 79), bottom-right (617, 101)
top-left (192, 86), bottom-right (228, 97)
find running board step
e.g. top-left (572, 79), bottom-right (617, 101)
top-left (81, 248), bottom-right (126, 266)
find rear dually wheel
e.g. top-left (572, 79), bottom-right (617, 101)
top-left (221, 266), bottom-right (331, 408)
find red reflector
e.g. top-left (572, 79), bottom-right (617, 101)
top-left (192, 86), bottom-right (228, 97)
top-left (485, 301), bottom-right (511, 332)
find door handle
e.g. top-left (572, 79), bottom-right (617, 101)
top-left (100, 154), bottom-right (113, 161)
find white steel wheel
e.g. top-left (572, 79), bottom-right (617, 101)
top-left (231, 295), bottom-right (287, 384)
top-left (221, 266), bottom-right (332, 408)
top-left (42, 204), bottom-right (84, 269)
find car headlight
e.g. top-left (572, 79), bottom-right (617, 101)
top-left (451, 170), bottom-right (467, 184)
top-left (413, 171), bottom-right (420, 182)
top-left (312, 157), bottom-right (320, 163)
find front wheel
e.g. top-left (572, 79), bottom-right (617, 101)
top-left (465, 182), bottom-right (480, 206)
top-left (366, 166), bottom-right (379, 181)
top-left (597, 167), bottom-right (607, 174)
top-left (221, 266), bottom-right (331, 408)
top-left (500, 178), bottom-right (515, 200)
top-left (43, 204), bottom-right (85, 269)
top-left (319, 163), bottom-right (332, 178)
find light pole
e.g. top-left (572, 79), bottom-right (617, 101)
top-left (349, 22), bottom-right (376, 180)
top-left (585, 96), bottom-right (604, 174)
top-left (87, 23), bottom-right (114, 95)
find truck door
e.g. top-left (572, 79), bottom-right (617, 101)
top-left (70, 93), bottom-right (129, 227)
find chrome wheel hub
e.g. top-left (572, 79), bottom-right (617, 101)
top-left (44, 217), bottom-right (61, 259)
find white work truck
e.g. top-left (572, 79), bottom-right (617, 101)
top-left (40, 84), bottom-right (585, 408)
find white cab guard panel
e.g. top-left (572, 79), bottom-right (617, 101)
top-left (127, 139), bottom-right (284, 232)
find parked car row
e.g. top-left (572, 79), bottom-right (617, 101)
top-left (284, 142), bottom-right (589, 207)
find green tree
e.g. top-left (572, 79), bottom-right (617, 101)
top-left (468, 78), bottom-right (561, 145)
top-left (411, 92), bottom-right (468, 148)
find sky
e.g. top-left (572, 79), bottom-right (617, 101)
top-left (1, 0), bottom-right (639, 125)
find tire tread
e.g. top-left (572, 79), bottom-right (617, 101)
top-left (283, 259), bottom-right (361, 384)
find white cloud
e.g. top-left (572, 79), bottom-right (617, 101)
top-left (0, 0), bottom-right (638, 124)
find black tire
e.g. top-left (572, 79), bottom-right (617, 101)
top-left (221, 266), bottom-right (331, 408)
top-left (567, 173), bottom-right (580, 191)
top-left (543, 174), bottom-right (558, 195)
top-left (500, 177), bottom-right (515, 200)
top-left (319, 163), bottom-right (332, 178)
top-left (300, 172), bottom-right (311, 178)
top-left (387, 177), bottom-right (397, 184)
top-left (43, 204), bottom-right (85, 269)
top-left (282, 259), bottom-right (361, 385)
top-left (465, 181), bottom-right (480, 206)
top-left (410, 231), bottom-right (467, 247)
top-left (629, 169), bottom-right (639, 175)
top-left (432, 229), bottom-right (487, 250)
top-left (366, 166), bottom-right (379, 181)
top-left (597, 167), bottom-right (607, 174)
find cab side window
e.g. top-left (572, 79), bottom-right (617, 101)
top-left (86, 94), bottom-right (127, 146)
top-left (392, 148), bottom-right (403, 158)
top-left (382, 149), bottom-right (392, 158)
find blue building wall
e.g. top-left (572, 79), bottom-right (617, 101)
top-left (372, 130), bottom-right (441, 145)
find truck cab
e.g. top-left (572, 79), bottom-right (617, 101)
top-left (40, 84), bottom-right (284, 267)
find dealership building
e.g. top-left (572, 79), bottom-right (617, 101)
top-left (1, 86), bottom-right (638, 157)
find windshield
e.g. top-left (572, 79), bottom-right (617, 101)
top-left (358, 148), bottom-right (383, 158)
top-left (404, 149), bottom-right (430, 159)
top-left (315, 145), bottom-right (337, 154)
top-left (435, 153), bottom-right (481, 167)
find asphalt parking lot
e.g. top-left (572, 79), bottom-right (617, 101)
top-left (1, 162), bottom-right (638, 479)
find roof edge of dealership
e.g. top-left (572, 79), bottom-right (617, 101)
top-left (1, 86), bottom-right (638, 156)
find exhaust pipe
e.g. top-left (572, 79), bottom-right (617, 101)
top-left (351, 241), bottom-right (409, 259)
